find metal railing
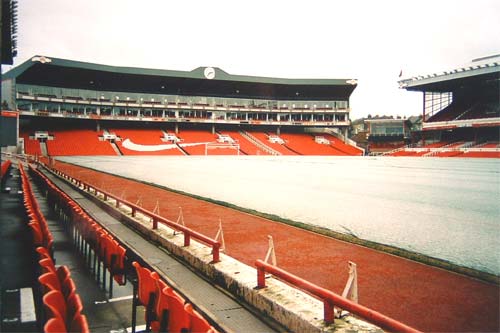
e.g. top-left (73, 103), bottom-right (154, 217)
top-left (255, 259), bottom-right (421, 333)
top-left (48, 167), bottom-right (221, 263)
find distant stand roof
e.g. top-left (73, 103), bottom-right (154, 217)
top-left (398, 54), bottom-right (500, 92)
top-left (3, 55), bottom-right (358, 101)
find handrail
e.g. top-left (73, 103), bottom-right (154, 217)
top-left (47, 166), bottom-right (221, 263)
top-left (255, 259), bottom-right (421, 333)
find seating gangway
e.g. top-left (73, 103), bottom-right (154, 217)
top-left (37, 166), bottom-right (282, 333)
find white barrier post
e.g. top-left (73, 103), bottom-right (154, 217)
top-left (336, 261), bottom-right (358, 318)
top-left (153, 200), bottom-right (160, 215)
top-left (213, 219), bottom-right (226, 253)
top-left (173, 206), bottom-right (185, 235)
top-left (264, 235), bottom-right (277, 266)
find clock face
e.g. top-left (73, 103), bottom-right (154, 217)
top-left (204, 67), bottom-right (216, 80)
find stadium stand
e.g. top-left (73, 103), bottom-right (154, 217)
top-left (18, 163), bottom-right (89, 332)
top-left (46, 129), bottom-right (116, 156)
top-left (21, 132), bottom-right (43, 156)
top-left (3, 55), bottom-right (361, 158)
top-left (247, 131), bottom-right (297, 155)
top-left (325, 134), bottom-right (364, 155)
top-left (176, 129), bottom-right (218, 155)
top-left (132, 261), bottom-right (218, 333)
top-left (111, 128), bottom-right (164, 145)
top-left (217, 130), bottom-right (270, 155)
top-left (110, 128), bottom-right (184, 155)
top-left (280, 133), bottom-right (344, 155)
top-left (396, 55), bottom-right (499, 158)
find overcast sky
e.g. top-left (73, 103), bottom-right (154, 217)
top-left (6, 0), bottom-right (500, 119)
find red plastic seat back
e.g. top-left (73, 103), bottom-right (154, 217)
top-left (66, 292), bottom-right (83, 324)
top-left (39, 258), bottom-right (57, 275)
top-left (36, 246), bottom-right (52, 261)
top-left (165, 288), bottom-right (189, 333)
top-left (185, 303), bottom-right (213, 333)
top-left (56, 266), bottom-right (71, 286)
top-left (43, 290), bottom-right (67, 323)
top-left (132, 262), bottom-right (157, 307)
top-left (44, 316), bottom-right (67, 333)
top-left (39, 272), bottom-right (62, 294)
top-left (28, 221), bottom-right (43, 246)
top-left (62, 277), bottom-right (76, 298)
top-left (69, 313), bottom-right (89, 333)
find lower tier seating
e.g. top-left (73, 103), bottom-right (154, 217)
top-left (46, 130), bottom-right (116, 156)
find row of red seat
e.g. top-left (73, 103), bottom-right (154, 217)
top-left (20, 133), bottom-right (43, 156)
top-left (1, 159), bottom-right (11, 180)
top-left (46, 129), bottom-right (118, 156)
top-left (19, 163), bottom-right (89, 333)
top-left (20, 163), bottom-right (54, 254)
top-left (132, 261), bottom-right (218, 333)
top-left (37, 247), bottom-right (88, 333)
top-left (28, 164), bottom-right (127, 297)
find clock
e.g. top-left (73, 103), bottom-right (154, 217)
top-left (204, 67), bottom-right (216, 80)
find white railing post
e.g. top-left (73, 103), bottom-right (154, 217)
top-left (264, 235), bottom-right (277, 266)
top-left (336, 261), bottom-right (358, 318)
top-left (213, 219), bottom-right (226, 253)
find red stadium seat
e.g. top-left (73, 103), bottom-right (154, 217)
top-left (44, 317), bottom-right (67, 333)
top-left (69, 313), bottom-right (89, 333)
top-left (150, 272), bottom-right (171, 333)
top-left (36, 246), bottom-right (53, 261)
top-left (109, 242), bottom-right (127, 285)
top-left (39, 258), bottom-right (57, 275)
top-left (39, 272), bottom-right (62, 294)
top-left (164, 287), bottom-right (188, 333)
top-left (185, 303), bottom-right (215, 333)
top-left (43, 290), bottom-right (67, 323)
top-left (61, 278), bottom-right (76, 299)
top-left (28, 221), bottom-right (44, 246)
top-left (66, 292), bottom-right (84, 324)
top-left (132, 261), bottom-right (158, 330)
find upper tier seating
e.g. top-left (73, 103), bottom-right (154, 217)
top-left (458, 102), bottom-right (500, 120)
top-left (427, 100), bottom-right (474, 122)
top-left (428, 100), bottom-right (499, 123)
top-left (46, 130), bottom-right (116, 156)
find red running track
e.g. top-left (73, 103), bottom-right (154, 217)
top-left (53, 162), bottom-right (499, 332)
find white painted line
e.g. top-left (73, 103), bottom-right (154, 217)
top-left (95, 294), bottom-right (134, 304)
top-left (126, 324), bottom-right (146, 333)
top-left (20, 288), bottom-right (36, 323)
top-left (109, 295), bottom-right (134, 303)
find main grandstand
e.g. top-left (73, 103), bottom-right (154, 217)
top-left (388, 54), bottom-right (500, 157)
top-left (2, 55), bottom-right (363, 157)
